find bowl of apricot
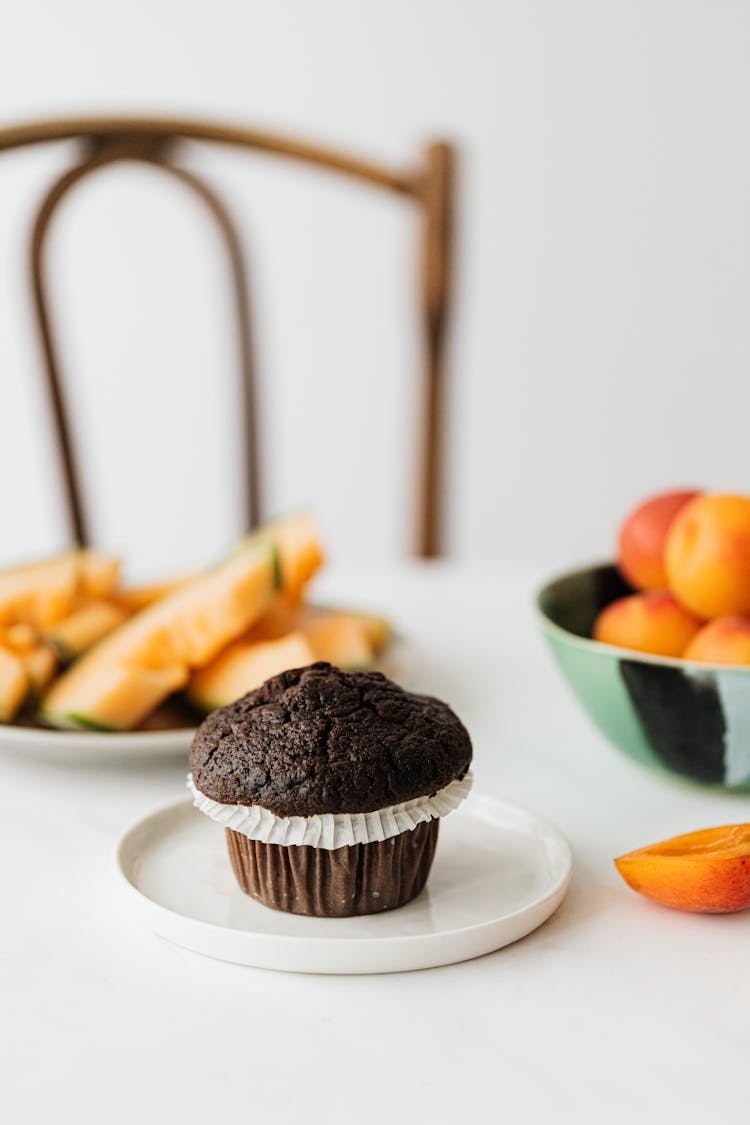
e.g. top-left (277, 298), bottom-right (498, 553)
top-left (537, 490), bottom-right (750, 789)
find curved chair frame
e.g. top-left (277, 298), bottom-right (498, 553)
top-left (0, 116), bottom-right (454, 556)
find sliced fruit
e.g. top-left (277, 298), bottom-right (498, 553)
top-left (303, 606), bottom-right (392, 655)
top-left (615, 824), bottom-right (750, 913)
top-left (45, 601), bottom-right (128, 662)
top-left (188, 632), bottom-right (315, 712)
top-left (1, 623), bottom-right (38, 653)
top-left (53, 663), bottom-right (190, 731)
top-left (248, 603), bottom-right (392, 654)
top-left (114, 573), bottom-right (195, 612)
top-left (22, 644), bottom-right (58, 695)
top-left (41, 538), bottom-right (279, 731)
top-left (0, 550), bottom-right (120, 628)
top-left (247, 599), bottom-right (301, 642)
top-left (80, 553), bottom-right (121, 599)
top-left (0, 552), bottom-right (81, 627)
top-left (350, 610), bottom-right (393, 654)
top-left (302, 611), bottom-right (374, 668)
top-left (251, 512), bottom-right (324, 600)
top-left (188, 604), bottom-right (391, 712)
top-left (0, 647), bottom-right (29, 722)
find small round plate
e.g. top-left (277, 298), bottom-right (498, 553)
top-left (117, 793), bottom-right (572, 974)
top-left (0, 723), bottom-right (194, 765)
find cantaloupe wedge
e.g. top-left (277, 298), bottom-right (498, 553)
top-left (188, 632), bottom-right (315, 712)
top-left (114, 574), bottom-right (195, 612)
top-left (245, 599), bottom-right (301, 642)
top-left (45, 601), bottom-right (129, 662)
top-left (22, 644), bottom-right (58, 696)
top-left (41, 538), bottom-right (280, 730)
top-left (350, 610), bottom-right (392, 654)
top-left (80, 554), bottom-right (121, 599)
top-left (187, 606), bottom-right (390, 712)
top-left (300, 606), bottom-right (392, 656)
top-left (301, 612), bottom-right (374, 668)
top-left (0, 647), bottom-right (29, 722)
top-left (1, 623), bottom-right (38, 653)
top-left (55, 663), bottom-right (191, 731)
top-left (0, 550), bottom-right (120, 628)
top-left (0, 553), bottom-right (81, 627)
top-left (246, 603), bottom-right (392, 653)
top-left (251, 512), bottom-right (324, 600)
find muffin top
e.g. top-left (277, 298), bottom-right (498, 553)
top-left (189, 663), bottom-right (472, 817)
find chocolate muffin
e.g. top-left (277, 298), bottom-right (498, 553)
top-left (189, 663), bottom-right (473, 917)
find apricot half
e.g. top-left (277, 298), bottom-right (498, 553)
top-left (592, 591), bottom-right (701, 657)
top-left (618, 489), bottom-right (699, 591)
top-left (615, 825), bottom-right (750, 913)
top-left (665, 494), bottom-right (750, 618)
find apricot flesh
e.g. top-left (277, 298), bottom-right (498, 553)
top-left (615, 825), bottom-right (750, 913)
top-left (665, 494), bottom-right (750, 618)
top-left (592, 591), bottom-right (701, 657)
top-left (683, 617), bottom-right (750, 664)
top-left (618, 489), bottom-right (699, 591)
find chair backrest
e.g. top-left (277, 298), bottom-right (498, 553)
top-left (0, 116), bottom-right (455, 557)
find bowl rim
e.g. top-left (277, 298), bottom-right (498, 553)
top-left (534, 560), bottom-right (750, 676)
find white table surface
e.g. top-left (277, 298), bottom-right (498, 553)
top-left (3, 563), bottom-right (749, 1124)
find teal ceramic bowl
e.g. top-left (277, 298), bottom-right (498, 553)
top-left (536, 563), bottom-right (750, 789)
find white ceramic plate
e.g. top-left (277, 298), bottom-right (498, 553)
top-left (117, 792), bottom-right (572, 974)
top-left (0, 723), bottom-right (194, 764)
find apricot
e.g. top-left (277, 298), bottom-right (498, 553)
top-left (592, 591), bottom-right (701, 657)
top-left (683, 617), bottom-right (750, 664)
top-left (615, 824), bottom-right (750, 913)
top-left (618, 489), bottom-right (700, 590)
top-left (665, 493), bottom-right (750, 618)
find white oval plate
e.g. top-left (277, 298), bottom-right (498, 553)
top-left (117, 792), bottom-right (572, 974)
top-left (0, 723), bottom-right (194, 764)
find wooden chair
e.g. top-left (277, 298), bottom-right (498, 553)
top-left (0, 116), bottom-right (455, 556)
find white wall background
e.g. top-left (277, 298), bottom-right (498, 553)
top-left (2, 0), bottom-right (750, 578)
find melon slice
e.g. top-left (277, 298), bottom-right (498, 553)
top-left (298, 606), bottom-right (392, 656)
top-left (0, 647), bottom-right (29, 722)
top-left (246, 600), bottom-right (301, 642)
top-left (1, 623), bottom-right (38, 653)
top-left (0, 552), bottom-right (81, 627)
top-left (188, 632), bottom-right (315, 712)
top-left (41, 539), bottom-right (279, 731)
top-left (57, 663), bottom-right (191, 732)
top-left (247, 602), bottom-right (392, 654)
top-left (115, 574), bottom-right (195, 613)
top-left (301, 612), bottom-right (375, 669)
top-left (80, 554), bottom-right (121, 599)
top-left (349, 610), bottom-right (393, 655)
top-left (45, 601), bottom-right (128, 663)
top-left (0, 550), bottom-right (120, 628)
top-left (250, 512), bottom-right (324, 600)
top-left (22, 644), bottom-right (58, 696)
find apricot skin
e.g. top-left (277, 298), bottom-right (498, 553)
top-left (615, 825), bottom-right (750, 913)
top-left (618, 489), bottom-right (699, 591)
top-left (683, 617), bottom-right (750, 664)
top-left (665, 494), bottom-right (750, 619)
top-left (593, 591), bottom-right (701, 657)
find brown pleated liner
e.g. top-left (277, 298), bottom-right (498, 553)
top-left (226, 819), bottom-right (440, 917)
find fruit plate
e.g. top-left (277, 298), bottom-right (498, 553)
top-left (0, 722), bottom-right (195, 764)
top-left (117, 792), bottom-right (573, 974)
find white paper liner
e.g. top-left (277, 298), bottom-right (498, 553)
top-left (187, 770), bottom-right (473, 850)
